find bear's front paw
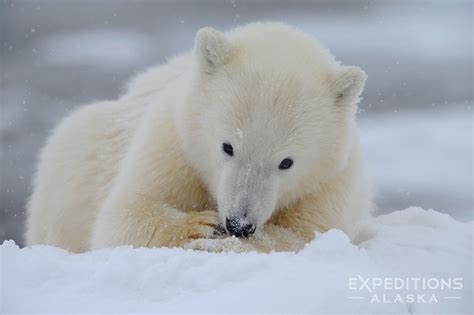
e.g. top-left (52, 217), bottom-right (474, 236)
top-left (171, 210), bottom-right (224, 247)
top-left (184, 236), bottom-right (258, 253)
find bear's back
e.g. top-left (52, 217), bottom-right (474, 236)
top-left (25, 56), bottom-right (191, 251)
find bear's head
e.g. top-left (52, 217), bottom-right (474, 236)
top-left (176, 23), bottom-right (366, 237)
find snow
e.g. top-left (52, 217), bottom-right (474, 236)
top-left (360, 105), bottom-right (473, 220)
top-left (1, 207), bottom-right (472, 313)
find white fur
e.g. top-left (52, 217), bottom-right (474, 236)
top-left (26, 23), bottom-right (372, 253)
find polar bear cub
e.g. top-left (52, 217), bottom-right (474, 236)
top-left (26, 23), bottom-right (372, 253)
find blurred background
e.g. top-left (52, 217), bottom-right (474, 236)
top-left (1, 0), bottom-right (472, 246)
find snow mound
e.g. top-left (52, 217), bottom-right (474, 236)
top-left (1, 207), bottom-right (472, 313)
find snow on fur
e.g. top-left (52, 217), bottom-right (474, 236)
top-left (2, 207), bottom-right (472, 313)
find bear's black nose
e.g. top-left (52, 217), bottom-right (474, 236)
top-left (225, 216), bottom-right (256, 237)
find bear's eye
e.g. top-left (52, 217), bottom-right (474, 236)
top-left (222, 142), bottom-right (234, 156)
top-left (279, 158), bottom-right (293, 170)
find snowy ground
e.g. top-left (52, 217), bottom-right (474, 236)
top-left (1, 207), bottom-right (472, 313)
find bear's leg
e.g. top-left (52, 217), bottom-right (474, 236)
top-left (185, 224), bottom-right (306, 253)
top-left (90, 190), bottom-right (222, 249)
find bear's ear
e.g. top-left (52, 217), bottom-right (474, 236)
top-left (195, 27), bottom-right (233, 74)
top-left (331, 66), bottom-right (367, 106)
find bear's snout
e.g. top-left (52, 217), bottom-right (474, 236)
top-left (225, 216), bottom-right (256, 238)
